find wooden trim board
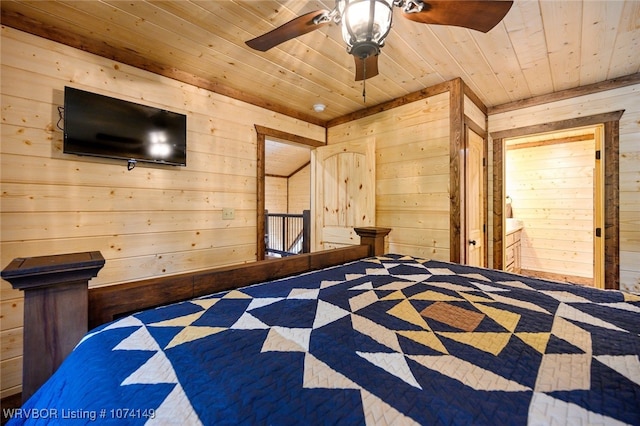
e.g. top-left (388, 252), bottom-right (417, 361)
top-left (89, 245), bottom-right (370, 328)
top-left (488, 73), bottom-right (640, 115)
top-left (491, 111), bottom-right (622, 289)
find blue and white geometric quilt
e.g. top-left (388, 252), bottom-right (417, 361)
top-left (10, 255), bottom-right (640, 425)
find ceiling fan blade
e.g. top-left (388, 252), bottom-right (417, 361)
top-left (246, 10), bottom-right (331, 52)
top-left (354, 55), bottom-right (379, 81)
top-left (402, 0), bottom-right (513, 33)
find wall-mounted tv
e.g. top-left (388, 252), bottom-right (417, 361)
top-left (63, 86), bottom-right (187, 167)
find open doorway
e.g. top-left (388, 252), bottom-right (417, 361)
top-left (264, 138), bottom-right (311, 258)
top-left (491, 111), bottom-right (622, 290)
top-left (254, 126), bottom-right (324, 260)
top-left (503, 126), bottom-right (603, 287)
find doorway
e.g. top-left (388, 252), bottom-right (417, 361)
top-left (265, 138), bottom-right (312, 258)
top-left (504, 126), bottom-right (602, 287)
top-left (491, 111), bottom-right (622, 289)
top-left (255, 126), bottom-right (324, 260)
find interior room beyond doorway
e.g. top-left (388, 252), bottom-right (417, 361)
top-left (504, 125), bottom-right (603, 288)
top-left (264, 138), bottom-right (312, 258)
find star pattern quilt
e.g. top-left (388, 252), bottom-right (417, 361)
top-left (10, 255), bottom-right (640, 425)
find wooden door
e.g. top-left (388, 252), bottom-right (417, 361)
top-left (311, 140), bottom-right (375, 251)
top-left (465, 129), bottom-right (485, 267)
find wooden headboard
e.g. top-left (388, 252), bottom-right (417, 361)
top-left (90, 227), bottom-right (390, 328)
top-left (89, 244), bottom-right (370, 328)
top-left (2, 227), bottom-right (390, 401)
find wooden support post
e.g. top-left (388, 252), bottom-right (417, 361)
top-left (302, 209), bottom-right (311, 253)
top-left (354, 227), bottom-right (391, 256)
top-left (1, 252), bottom-right (105, 402)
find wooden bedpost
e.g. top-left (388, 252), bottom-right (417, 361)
top-left (1, 251), bottom-right (105, 402)
top-left (355, 227), bottom-right (391, 256)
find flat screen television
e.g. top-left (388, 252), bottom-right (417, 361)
top-left (63, 86), bottom-right (187, 167)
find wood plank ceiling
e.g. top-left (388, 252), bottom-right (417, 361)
top-left (265, 139), bottom-right (311, 177)
top-left (2, 0), bottom-right (639, 126)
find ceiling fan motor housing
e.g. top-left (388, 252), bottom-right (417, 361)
top-left (350, 41), bottom-right (381, 59)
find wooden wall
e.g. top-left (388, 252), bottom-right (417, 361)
top-left (3, 24), bottom-right (637, 400)
top-left (506, 133), bottom-right (596, 281)
top-left (489, 83), bottom-right (640, 293)
top-left (288, 164), bottom-right (311, 213)
top-left (0, 27), bottom-right (325, 398)
top-left (328, 92), bottom-right (452, 260)
top-left (265, 176), bottom-right (288, 213)
top-left (265, 165), bottom-right (310, 214)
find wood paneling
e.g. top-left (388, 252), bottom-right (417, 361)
top-left (265, 176), bottom-right (288, 213)
top-left (288, 165), bottom-right (311, 213)
top-left (490, 84), bottom-right (639, 293)
top-left (3, 1), bottom-right (638, 122)
top-left (265, 165), bottom-right (310, 215)
top-left (2, 8), bottom-right (639, 398)
top-left (265, 140), bottom-right (310, 178)
top-left (0, 329), bottom-right (22, 360)
top-left (0, 327), bottom-right (23, 397)
top-left (328, 83), bottom-right (486, 263)
top-left (0, 27), bottom-right (324, 396)
top-left (506, 138), bottom-right (596, 281)
top-left (464, 95), bottom-right (487, 131)
top-left (0, 357), bottom-right (21, 399)
top-left (328, 91), bottom-right (453, 261)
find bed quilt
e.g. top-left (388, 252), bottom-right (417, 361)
top-left (9, 255), bottom-right (640, 425)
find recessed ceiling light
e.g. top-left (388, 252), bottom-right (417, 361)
top-left (313, 103), bottom-right (326, 113)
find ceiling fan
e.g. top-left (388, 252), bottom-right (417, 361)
top-left (246, 0), bottom-right (514, 84)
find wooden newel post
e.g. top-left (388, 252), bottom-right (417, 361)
top-left (1, 251), bottom-right (105, 402)
top-left (354, 227), bottom-right (391, 256)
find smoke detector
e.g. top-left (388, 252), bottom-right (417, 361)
top-left (313, 103), bottom-right (326, 113)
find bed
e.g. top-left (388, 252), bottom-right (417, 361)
top-left (7, 252), bottom-right (640, 425)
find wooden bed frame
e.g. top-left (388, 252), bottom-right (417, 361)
top-left (90, 243), bottom-right (370, 328)
top-left (2, 227), bottom-right (390, 402)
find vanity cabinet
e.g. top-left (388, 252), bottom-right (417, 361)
top-left (505, 229), bottom-right (522, 273)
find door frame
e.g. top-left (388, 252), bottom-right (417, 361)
top-left (491, 110), bottom-right (623, 289)
top-left (254, 125), bottom-right (325, 260)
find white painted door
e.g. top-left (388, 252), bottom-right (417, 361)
top-left (311, 140), bottom-right (375, 251)
top-left (466, 129), bottom-right (485, 267)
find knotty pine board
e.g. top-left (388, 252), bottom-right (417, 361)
top-left (0, 27), bottom-right (325, 397)
top-left (328, 92), bottom-right (452, 262)
top-left (464, 95), bottom-right (486, 131)
top-left (490, 83), bottom-right (640, 293)
top-left (265, 176), bottom-right (288, 213)
top-left (288, 165), bottom-right (311, 213)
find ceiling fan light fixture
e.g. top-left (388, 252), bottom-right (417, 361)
top-left (339, 0), bottom-right (394, 58)
top-left (246, 0), bottom-right (514, 93)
